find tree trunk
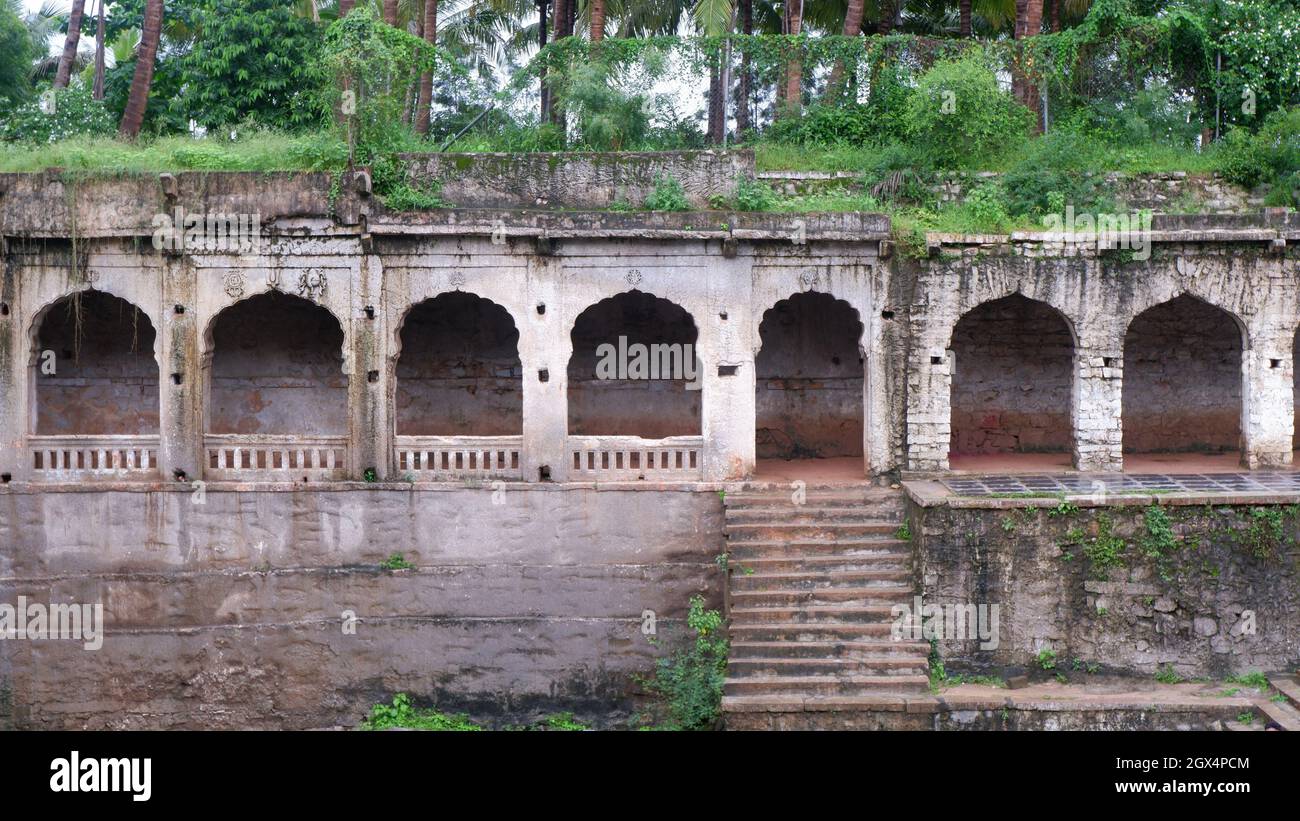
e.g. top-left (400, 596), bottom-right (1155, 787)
top-left (877, 0), bottom-right (895, 34)
top-left (708, 62), bottom-right (725, 144)
top-left (550, 0), bottom-right (570, 130)
top-left (735, 0), bottom-right (752, 134)
top-left (1050, 0), bottom-right (1061, 32)
top-left (119, 0), bottom-right (163, 139)
top-left (415, 0), bottom-right (438, 135)
top-left (590, 0), bottom-right (604, 42)
top-left (781, 0), bottom-right (802, 118)
top-left (339, 0), bottom-right (353, 17)
top-left (960, 0), bottom-right (972, 36)
top-left (1013, 0), bottom-right (1044, 133)
top-left (92, 0), bottom-right (105, 100)
top-left (383, 0), bottom-right (398, 26)
top-left (53, 0), bottom-right (86, 89)
top-left (826, 0), bottom-right (865, 100)
top-left (538, 0), bottom-right (550, 122)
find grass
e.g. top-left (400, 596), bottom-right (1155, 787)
top-left (0, 132), bottom-right (348, 174)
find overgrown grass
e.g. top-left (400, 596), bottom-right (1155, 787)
top-left (0, 131), bottom-right (349, 174)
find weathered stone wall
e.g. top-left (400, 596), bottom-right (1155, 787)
top-left (0, 485), bottom-right (724, 729)
top-left (1122, 294), bottom-right (1242, 453)
top-left (755, 291), bottom-right (865, 459)
top-left (403, 150), bottom-right (752, 210)
top-left (909, 496), bottom-right (1300, 680)
top-left (396, 293), bottom-right (523, 436)
top-left (207, 290), bottom-right (349, 435)
top-left (949, 294), bottom-right (1073, 454)
top-left (34, 290), bottom-right (159, 435)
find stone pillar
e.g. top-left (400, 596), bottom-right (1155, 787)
top-left (906, 343), bottom-right (952, 472)
top-left (699, 308), bottom-right (753, 481)
top-left (521, 256), bottom-right (568, 482)
top-left (353, 252), bottom-right (388, 480)
top-left (0, 265), bottom-right (20, 482)
top-left (157, 255), bottom-right (202, 482)
top-left (1242, 331), bottom-right (1293, 469)
top-left (1072, 343), bottom-right (1124, 472)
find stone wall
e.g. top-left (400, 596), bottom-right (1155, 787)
top-left (949, 294), bottom-right (1073, 454)
top-left (0, 485), bottom-right (724, 729)
top-left (403, 150), bottom-right (753, 210)
top-left (908, 495), bottom-right (1300, 680)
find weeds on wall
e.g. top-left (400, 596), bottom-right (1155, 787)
top-left (637, 595), bottom-right (727, 730)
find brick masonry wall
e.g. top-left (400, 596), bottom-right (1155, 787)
top-left (910, 497), bottom-right (1300, 680)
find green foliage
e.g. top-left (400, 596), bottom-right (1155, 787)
top-left (360, 693), bottom-right (481, 731)
top-left (639, 595), bottom-right (727, 730)
top-left (1225, 671), bottom-right (1270, 690)
top-left (1001, 131), bottom-right (1109, 217)
top-left (1155, 664), bottom-right (1183, 684)
top-left (643, 173), bottom-right (690, 211)
top-left (1242, 506), bottom-right (1287, 560)
top-left (0, 86), bottom-right (117, 144)
top-left (540, 712), bottom-right (588, 731)
top-left (895, 522), bottom-right (912, 542)
top-left (1081, 515), bottom-right (1127, 578)
top-left (903, 52), bottom-right (1033, 168)
top-left (560, 61), bottom-right (650, 151)
top-left (1140, 505), bottom-right (1178, 558)
top-left (733, 176), bottom-right (776, 211)
top-left (1215, 108), bottom-right (1300, 205)
top-left (380, 553), bottom-right (414, 570)
top-left (0, 2), bottom-right (36, 107)
top-left (1036, 648), bottom-right (1058, 671)
top-left (177, 0), bottom-right (326, 131)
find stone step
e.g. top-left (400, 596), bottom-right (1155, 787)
top-left (727, 537), bottom-right (909, 559)
top-left (723, 674), bottom-right (929, 697)
top-left (730, 639), bottom-right (930, 658)
top-left (727, 657), bottom-right (927, 678)
top-left (729, 622), bottom-right (898, 641)
top-left (729, 605), bottom-right (899, 624)
top-left (1268, 676), bottom-right (1300, 710)
top-left (725, 506), bottom-right (902, 524)
top-left (726, 520), bottom-right (904, 541)
top-left (729, 555), bottom-right (910, 574)
top-left (724, 490), bottom-right (903, 506)
top-left (730, 569), bottom-right (911, 591)
top-left (731, 586), bottom-right (913, 607)
top-left (721, 694), bottom-right (910, 714)
top-left (1259, 697), bottom-right (1300, 731)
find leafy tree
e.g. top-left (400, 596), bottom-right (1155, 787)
top-left (0, 0), bottom-right (37, 106)
top-left (177, 0), bottom-right (326, 130)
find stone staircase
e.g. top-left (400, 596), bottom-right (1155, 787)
top-left (720, 485), bottom-right (930, 719)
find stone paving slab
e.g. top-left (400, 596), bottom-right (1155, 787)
top-left (940, 471), bottom-right (1300, 498)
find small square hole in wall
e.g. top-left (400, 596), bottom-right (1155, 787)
top-left (930, 356), bottom-right (944, 365)
top-left (173, 304), bottom-right (185, 314)
top-left (719, 311), bottom-right (728, 320)
top-left (0, 303), bottom-right (9, 316)
top-left (881, 310), bottom-right (894, 320)
top-left (367, 370), bottom-right (379, 383)
top-left (364, 305), bottom-right (375, 319)
top-left (1103, 357), bottom-right (1116, 368)
top-left (537, 302), bottom-right (546, 315)
top-left (718, 364), bottom-right (739, 376)
top-left (538, 465), bottom-right (551, 481)
top-left (539, 368), bottom-right (549, 382)
top-left (1270, 358), bottom-right (1282, 369)
top-left (171, 372), bottom-right (183, 385)
top-left (1, 473), bottom-right (10, 483)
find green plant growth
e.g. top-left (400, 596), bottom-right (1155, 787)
top-left (1036, 648), bottom-right (1058, 671)
top-left (643, 173), bottom-right (690, 211)
top-left (380, 553), bottom-right (414, 570)
top-left (360, 693), bottom-right (482, 730)
top-left (1155, 664), bottom-right (1183, 684)
top-left (639, 595), bottom-right (727, 730)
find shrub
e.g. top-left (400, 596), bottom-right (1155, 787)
top-left (643, 173), bottom-right (690, 211)
top-left (360, 693), bottom-right (481, 730)
top-left (733, 176), bottom-right (775, 211)
top-left (1216, 127), bottom-right (1271, 188)
top-left (0, 85), bottom-right (116, 144)
top-left (640, 595), bottom-right (727, 730)
top-left (1215, 107), bottom-right (1300, 203)
top-left (1001, 131), bottom-right (1110, 217)
top-left (903, 53), bottom-right (1032, 167)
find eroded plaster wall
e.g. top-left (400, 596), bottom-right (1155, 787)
top-left (207, 291), bottom-right (348, 435)
top-left (395, 293), bottom-right (523, 436)
top-left (1122, 294), bottom-right (1242, 453)
top-left (0, 486), bottom-right (724, 729)
top-left (755, 292), bottom-right (864, 459)
top-left (34, 290), bottom-right (159, 435)
top-left (949, 294), bottom-right (1073, 455)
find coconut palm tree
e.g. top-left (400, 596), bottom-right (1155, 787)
top-left (92, 0), bottom-right (105, 98)
top-left (119, 0), bottom-right (163, 138)
top-left (53, 0), bottom-right (87, 88)
top-left (415, 0), bottom-right (438, 133)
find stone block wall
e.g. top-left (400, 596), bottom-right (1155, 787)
top-left (908, 496), bottom-right (1300, 680)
